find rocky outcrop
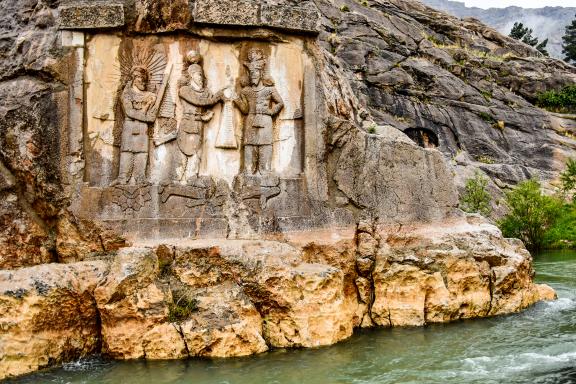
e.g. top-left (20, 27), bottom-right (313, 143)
top-left (315, 0), bottom-right (576, 202)
top-left (422, 0), bottom-right (576, 59)
top-left (0, 217), bottom-right (556, 380)
top-left (371, 217), bottom-right (555, 326)
top-left (0, 0), bottom-right (566, 379)
top-left (0, 261), bottom-right (107, 378)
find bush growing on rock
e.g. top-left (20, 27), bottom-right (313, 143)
top-left (460, 172), bottom-right (492, 216)
top-left (498, 179), bottom-right (562, 251)
top-left (536, 86), bottom-right (576, 114)
top-left (560, 158), bottom-right (576, 202)
top-left (543, 204), bottom-right (576, 249)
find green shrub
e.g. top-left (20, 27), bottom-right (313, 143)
top-left (168, 295), bottom-right (198, 323)
top-left (460, 172), bottom-right (492, 216)
top-left (498, 179), bottom-right (563, 251)
top-left (560, 158), bottom-right (576, 202)
top-left (476, 155), bottom-right (495, 164)
top-left (543, 203), bottom-right (576, 249)
top-left (536, 85), bottom-right (576, 113)
top-left (478, 111), bottom-right (495, 123)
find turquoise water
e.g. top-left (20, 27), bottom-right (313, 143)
top-left (7, 251), bottom-right (576, 384)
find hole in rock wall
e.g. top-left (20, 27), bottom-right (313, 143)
top-left (404, 128), bottom-right (439, 149)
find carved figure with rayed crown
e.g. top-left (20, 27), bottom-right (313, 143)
top-left (110, 48), bottom-right (171, 186)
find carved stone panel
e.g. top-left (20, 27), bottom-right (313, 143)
top-left (78, 34), bottom-right (313, 240)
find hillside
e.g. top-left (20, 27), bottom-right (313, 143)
top-left (422, 0), bottom-right (576, 59)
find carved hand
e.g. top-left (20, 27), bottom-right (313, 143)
top-left (201, 110), bottom-right (215, 122)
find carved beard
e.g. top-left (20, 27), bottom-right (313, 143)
top-left (129, 87), bottom-right (155, 112)
top-left (190, 79), bottom-right (204, 92)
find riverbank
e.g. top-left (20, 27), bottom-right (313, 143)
top-left (6, 250), bottom-right (575, 384)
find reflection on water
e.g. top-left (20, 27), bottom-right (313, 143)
top-left (8, 250), bottom-right (576, 384)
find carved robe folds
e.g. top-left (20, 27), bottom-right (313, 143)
top-left (178, 86), bottom-right (219, 155)
top-left (116, 86), bottom-right (157, 184)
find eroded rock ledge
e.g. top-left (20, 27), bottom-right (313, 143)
top-left (0, 217), bottom-right (555, 380)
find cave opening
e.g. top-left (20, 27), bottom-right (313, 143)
top-left (404, 128), bottom-right (439, 149)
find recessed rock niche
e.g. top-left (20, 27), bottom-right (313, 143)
top-left (75, 35), bottom-right (315, 240)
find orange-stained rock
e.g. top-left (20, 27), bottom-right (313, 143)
top-left (0, 261), bottom-right (108, 380)
top-left (371, 217), bottom-right (556, 327)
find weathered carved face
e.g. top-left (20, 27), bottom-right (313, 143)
top-left (133, 74), bottom-right (147, 92)
top-left (190, 70), bottom-right (204, 89)
top-left (249, 68), bottom-right (262, 86)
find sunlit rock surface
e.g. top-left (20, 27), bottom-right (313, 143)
top-left (0, 0), bottom-right (569, 379)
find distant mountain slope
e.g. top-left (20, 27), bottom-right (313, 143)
top-left (421, 0), bottom-right (576, 58)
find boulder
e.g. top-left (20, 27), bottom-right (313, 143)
top-left (0, 261), bottom-right (108, 380)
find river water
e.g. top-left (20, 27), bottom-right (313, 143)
top-left (8, 251), bottom-right (576, 384)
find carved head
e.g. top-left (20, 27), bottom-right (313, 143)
top-left (131, 66), bottom-right (148, 92)
top-left (185, 50), bottom-right (202, 65)
top-left (184, 50), bottom-right (204, 90)
top-left (244, 48), bottom-right (267, 86)
top-left (187, 64), bottom-right (204, 90)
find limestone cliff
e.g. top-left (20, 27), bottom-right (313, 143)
top-left (0, 0), bottom-right (565, 379)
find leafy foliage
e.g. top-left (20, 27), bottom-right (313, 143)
top-left (509, 22), bottom-right (549, 56)
top-left (460, 172), bottom-right (492, 216)
top-left (560, 158), bottom-right (576, 202)
top-left (562, 14), bottom-right (576, 64)
top-left (536, 85), bottom-right (576, 114)
top-left (543, 204), bottom-right (576, 249)
top-left (498, 179), bottom-right (562, 251)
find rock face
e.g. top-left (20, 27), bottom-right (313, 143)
top-left (0, 0), bottom-right (568, 379)
top-left (0, 261), bottom-right (107, 378)
top-left (422, 0), bottom-right (576, 59)
top-left (0, 219), bottom-right (556, 379)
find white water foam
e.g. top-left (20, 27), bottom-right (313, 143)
top-left (461, 350), bottom-right (576, 379)
top-left (541, 297), bottom-right (576, 313)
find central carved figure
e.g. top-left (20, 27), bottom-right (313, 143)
top-left (234, 48), bottom-right (284, 175)
top-left (177, 50), bottom-right (225, 183)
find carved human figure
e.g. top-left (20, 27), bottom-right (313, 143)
top-left (177, 50), bottom-right (224, 182)
top-left (111, 67), bottom-right (159, 186)
top-left (234, 48), bottom-right (284, 175)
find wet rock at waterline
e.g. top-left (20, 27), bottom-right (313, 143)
top-left (0, 0), bottom-right (569, 379)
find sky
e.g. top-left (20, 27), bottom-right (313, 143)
top-left (464, 0), bottom-right (576, 8)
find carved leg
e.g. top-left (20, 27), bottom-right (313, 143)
top-left (114, 151), bottom-right (134, 185)
top-left (244, 145), bottom-right (258, 175)
top-left (174, 151), bottom-right (186, 184)
top-left (132, 152), bottom-right (148, 184)
top-left (186, 154), bottom-right (200, 183)
top-left (259, 145), bottom-right (273, 174)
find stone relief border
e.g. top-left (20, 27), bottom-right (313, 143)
top-left (58, 4), bottom-right (321, 238)
top-left (59, 1), bottom-right (319, 34)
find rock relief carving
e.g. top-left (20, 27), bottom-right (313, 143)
top-left (234, 48), bottom-right (284, 175)
top-left (110, 49), bottom-right (172, 186)
top-left (215, 65), bottom-right (238, 149)
top-left (176, 50), bottom-right (225, 183)
top-left (110, 184), bottom-right (152, 212)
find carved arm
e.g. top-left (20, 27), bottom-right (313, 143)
top-left (179, 87), bottom-right (222, 107)
top-left (233, 90), bottom-right (250, 115)
top-left (121, 91), bottom-right (157, 123)
top-left (269, 88), bottom-right (284, 116)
